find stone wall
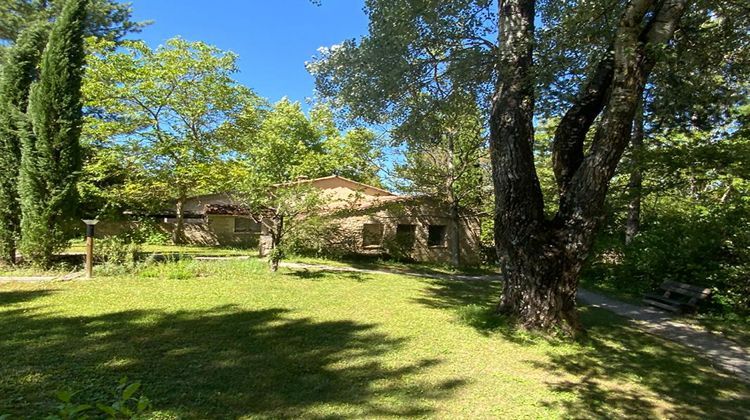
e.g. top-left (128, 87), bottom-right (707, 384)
top-left (327, 212), bottom-right (481, 266)
top-left (258, 201), bottom-right (482, 266)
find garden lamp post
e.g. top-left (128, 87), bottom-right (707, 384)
top-left (82, 219), bottom-right (99, 278)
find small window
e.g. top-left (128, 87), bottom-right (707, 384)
top-left (234, 217), bottom-right (259, 233)
top-left (395, 224), bottom-right (416, 249)
top-left (362, 223), bottom-right (384, 247)
top-left (427, 225), bottom-right (447, 247)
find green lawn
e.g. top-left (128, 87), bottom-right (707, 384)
top-left (66, 241), bottom-right (256, 257)
top-left (287, 254), bottom-right (498, 276)
top-left (1, 259), bottom-right (749, 418)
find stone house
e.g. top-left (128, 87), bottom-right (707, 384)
top-left (108, 175), bottom-right (481, 265)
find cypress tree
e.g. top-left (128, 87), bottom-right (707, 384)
top-left (19, 0), bottom-right (88, 266)
top-left (0, 23), bottom-right (49, 265)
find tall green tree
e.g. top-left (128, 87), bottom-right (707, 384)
top-left (536, 1), bottom-right (750, 243)
top-left (240, 99), bottom-right (382, 186)
top-left (0, 23), bottom-right (48, 264)
top-left (83, 37), bottom-right (262, 243)
top-left (394, 92), bottom-right (487, 267)
top-left (307, 0), bottom-right (739, 334)
top-left (0, 0), bottom-right (144, 44)
top-left (235, 99), bottom-right (383, 270)
top-left (19, 0), bottom-right (88, 266)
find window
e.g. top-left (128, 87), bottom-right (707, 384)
top-left (362, 223), bottom-right (384, 247)
top-left (427, 225), bottom-right (447, 247)
top-left (395, 224), bottom-right (417, 249)
top-left (234, 217), bottom-right (259, 233)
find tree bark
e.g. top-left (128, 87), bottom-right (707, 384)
top-left (450, 203), bottom-right (461, 267)
top-left (625, 99), bottom-right (644, 245)
top-left (492, 0), bottom-right (578, 332)
top-left (490, 0), bottom-right (687, 335)
top-left (269, 214), bottom-right (283, 272)
top-left (172, 195), bottom-right (185, 245)
top-left (552, 53), bottom-right (614, 200)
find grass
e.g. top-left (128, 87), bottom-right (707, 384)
top-left (1, 259), bottom-right (748, 418)
top-left (66, 241), bottom-right (255, 257)
top-left (0, 265), bottom-right (76, 277)
top-left (287, 253), bottom-right (498, 276)
top-left (1, 243), bottom-right (253, 277)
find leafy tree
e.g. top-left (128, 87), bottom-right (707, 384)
top-left (536, 0), bottom-right (750, 242)
top-left (246, 183), bottom-right (324, 272)
top-left (393, 92), bottom-right (487, 267)
top-left (0, 22), bottom-right (47, 264)
top-left (235, 99), bottom-right (383, 270)
top-left (83, 37), bottom-right (261, 243)
top-left (240, 99), bottom-right (382, 185)
top-left (308, 0), bottom-right (729, 334)
top-left (0, 0), bottom-right (145, 44)
top-left (19, 0), bottom-right (88, 266)
top-left (585, 109), bottom-right (750, 315)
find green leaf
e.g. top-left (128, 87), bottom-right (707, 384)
top-left (136, 396), bottom-right (150, 412)
top-left (96, 403), bottom-right (117, 417)
top-left (121, 382), bottom-right (140, 400)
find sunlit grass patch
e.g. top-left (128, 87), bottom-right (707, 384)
top-left (1, 259), bottom-right (748, 418)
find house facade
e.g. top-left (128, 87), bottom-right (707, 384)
top-left (261, 176), bottom-right (481, 265)
top-left (102, 176), bottom-right (481, 265)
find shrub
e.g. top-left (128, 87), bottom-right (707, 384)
top-left (382, 235), bottom-right (416, 263)
top-left (97, 236), bottom-right (141, 268)
top-left (585, 196), bottom-right (750, 315)
top-left (283, 218), bottom-right (356, 259)
top-left (47, 377), bottom-right (150, 419)
top-left (128, 218), bottom-right (170, 245)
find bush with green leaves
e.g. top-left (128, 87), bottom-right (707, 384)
top-left (585, 196), bottom-right (750, 315)
top-left (282, 218), bottom-right (356, 259)
top-left (382, 235), bottom-right (415, 263)
top-left (46, 377), bottom-right (150, 419)
top-left (96, 236), bottom-right (141, 269)
top-left (125, 219), bottom-right (170, 245)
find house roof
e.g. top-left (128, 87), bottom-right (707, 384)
top-left (275, 175), bottom-right (397, 197)
top-left (142, 175), bottom-right (397, 217)
top-left (204, 204), bottom-right (251, 216)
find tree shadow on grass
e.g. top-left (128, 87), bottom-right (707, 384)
top-left (0, 289), bottom-right (57, 305)
top-left (413, 277), bottom-right (502, 310)
top-left (535, 307), bottom-right (750, 418)
top-left (414, 278), bottom-right (750, 418)
top-left (285, 269), bottom-right (367, 282)
top-left (0, 304), bottom-right (463, 418)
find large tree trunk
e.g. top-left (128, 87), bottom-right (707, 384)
top-left (491, 0), bottom-right (564, 329)
top-left (625, 100), bottom-right (644, 244)
top-left (496, 229), bottom-right (585, 334)
top-left (490, 0), bottom-right (687, 335)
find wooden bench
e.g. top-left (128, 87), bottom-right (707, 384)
top-left (643, 281), bottom-right (712, 313)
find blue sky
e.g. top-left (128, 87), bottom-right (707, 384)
top-left (127, 0), bottom-right (370, 106)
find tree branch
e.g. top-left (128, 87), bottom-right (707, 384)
top-left (489, 0), bottom-right (543, 250)
top-left (559, 0), bottom-right (688, 228)
top-left (551, 50), bottom-right (614, 198)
